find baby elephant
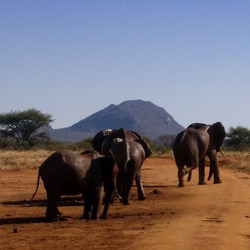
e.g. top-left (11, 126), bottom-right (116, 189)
top-left (31, 150), bottom-right (118, 221)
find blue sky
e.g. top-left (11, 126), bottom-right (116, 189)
top-left (1, 1), bottom-right (250, 131)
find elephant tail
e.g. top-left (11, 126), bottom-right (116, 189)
top-left (30, 169), bottom-right (41, 200)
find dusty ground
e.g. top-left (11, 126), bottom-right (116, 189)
top-left (0, 157), bottom-right (249, 250)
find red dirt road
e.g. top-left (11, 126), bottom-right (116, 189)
top-left (0, 157), bottom-right (249, 249)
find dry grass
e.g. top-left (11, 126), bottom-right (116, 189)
top-left (0, 150), bottom-right (250, 174)
top-left (218, 151), bottom-right (250, 173)
top-left (0, 150), bottom-right (52, 170)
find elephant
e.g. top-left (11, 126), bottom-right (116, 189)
top-left (31, 150), bottom-right (118, 221)
top-left (92, 128), bottom-right (152, 205)
top-left (173, 122), bottom-right (226, 187)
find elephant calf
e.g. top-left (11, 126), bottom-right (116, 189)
top-left (31, 150), bottom-right (117, 221)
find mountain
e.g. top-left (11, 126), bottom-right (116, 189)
top-left (49, 100), bottom-right (184, 142)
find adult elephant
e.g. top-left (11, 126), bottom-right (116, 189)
top-left (173, 122), bottom-right (226, 187)
top-left (31, 150), bottom-right (118, 221)
top-left (92, 128), bottom-right (152, 205)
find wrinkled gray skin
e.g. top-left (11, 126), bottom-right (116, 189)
top-left (173, 122), bottom-right (226, 187)
top-left (31, 150), bottom-right (117, 221)
top-left (92, 128), bottom-right (152, 205)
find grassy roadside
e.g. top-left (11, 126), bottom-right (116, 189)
top-left (0, 150), bottom-right (249, 173)
top-left (0, 150), bottom-right (52, 170)
top-left (218, 150), bottom-right (250, 173)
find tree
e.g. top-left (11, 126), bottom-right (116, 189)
top-left (158, 134), bottom-right (176, 147)
top-left (225, 126), bottom-right (250, 151)
top-left (0, 108), bottom-right (53, 147)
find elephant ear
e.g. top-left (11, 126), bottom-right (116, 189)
top-left (135, 138), bottom-right (152, 158)
top-left (92, 129), bottom-right (116, 153)
top-left (209, 122), bottom-right (226, 151)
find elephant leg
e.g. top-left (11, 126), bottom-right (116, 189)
top-left (100, 202), bottom-right (110, 219)
top-left (178, 166), bottom-right (193, 187)
top-left (207, 162), bottom-right (213, 181)
top-left (91, 187), bottom-right (102, 220)
top-left (91, 207), bottom-right (99, 219)
top-left (212, 160), bottom-right (222, 184)
top-left (122, 169), bottom-right (137, 205)
top-left (208, 154), bottom-right (222, 184)
top-left (178, 168), bottom-right (185, 187)
top-left (55, 207), bottom-right (61, 216)
top-left (100, 190), bottom-right (115, 219)
top-left (83, 200), bottom-right (91, 220)
top-left (83, 191), bottom-right (92, 220)
top-left (135, 169), bottom-right (146, 200)
top-left (46, 192), bottom-right (60, 221)
top-left (198, 158), bottom-right (206, 185)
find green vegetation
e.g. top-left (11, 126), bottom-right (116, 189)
top-left (224, 126), bottom-right (250, 151)
top-left (0, 108), bottom-right (53, 149)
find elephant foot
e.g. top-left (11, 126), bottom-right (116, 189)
top-left (55, 208), bottom-right (61, 216)
top-left (178, 181), bottom-right (185, 187)
top-left (214, 179), bottom-right (222, 184)
top-left (100, 214), bottom-right (107, 219)
top-left (122, 199), bottom-right (130, 205)
top-left (46, 212), bottom-right (61, 222)
top-left (198, 181), bottom-right (206, 185)
top-left (45, 216), bottom-right (58, 222)
top-left (123, 202), bottom-right (130, 205)
top-left (45, 214), bottom-right (65, 222)
top-left (138, 194), bottom-right (147, 200)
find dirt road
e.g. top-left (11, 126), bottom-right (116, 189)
top-left (0, 157), bottom-right (249, 249)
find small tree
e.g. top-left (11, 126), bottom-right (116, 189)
top-left (0, 108), bottom-right (53, 147)
top-left (158, 134), bottom-right (176, 147)
top-left (225, 126), bottom-right (250, 151)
